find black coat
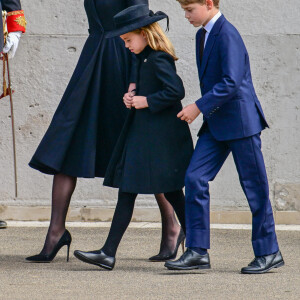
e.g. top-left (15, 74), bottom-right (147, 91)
top-left (29, 0), bottom-right (147, 178)
top-left (0, 0), bottom-right (22, 51)
top-left (104, 46), bottom-right (194, 194)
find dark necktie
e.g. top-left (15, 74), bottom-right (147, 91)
top-left (199, 28), bottom-right (207, 64)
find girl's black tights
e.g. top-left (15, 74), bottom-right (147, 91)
top-left (102, 189), bottom-right (186, 257)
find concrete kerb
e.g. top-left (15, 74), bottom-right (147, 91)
top-left (1, 206), bottom-right (300, 224)
top-left (5, 221), bottom-right (300, 231)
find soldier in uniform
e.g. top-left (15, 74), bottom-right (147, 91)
top-left (0, 0), bottom-right (26, 229)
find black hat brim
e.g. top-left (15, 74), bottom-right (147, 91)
top-left (105, 15), bottom-right (167, 39)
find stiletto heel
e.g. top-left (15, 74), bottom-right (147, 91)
top-left (67, 244), bottom-right (71, 262)
top-left (149, 228), bottom-right (185, 262)
top-left (26, 229), bottom-right (72, 263)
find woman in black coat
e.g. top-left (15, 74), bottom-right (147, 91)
top-left (74, 5), bottom-right (194, 270)
top-left (26, 0), bottom-right (183, 262)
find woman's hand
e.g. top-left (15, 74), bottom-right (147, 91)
top-left (132, 96), bottom-right (148, 109)
top-left (123, 92), bottom-right (133, 109)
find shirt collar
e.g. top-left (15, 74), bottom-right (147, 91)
top-left (204, 11), bottom-right (222, 34)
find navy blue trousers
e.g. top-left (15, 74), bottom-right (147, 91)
top-left (185, 128), bottom-right (279, 256)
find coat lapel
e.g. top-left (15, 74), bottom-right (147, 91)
top-left (198, 15), bottom-right (226, 80)
top-left (89, 0), bottom-right (104, 31)
top-left (196, 29), bottom-right (202, 79)
top-left (198, 35), bottom-right (216, 80)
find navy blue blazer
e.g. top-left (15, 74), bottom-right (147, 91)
top-left (0, 0), bottom-right (22, 51)
top-left (196, 15), bottom-right (268, 141)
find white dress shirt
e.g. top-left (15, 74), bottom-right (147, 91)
top-left (204, 11), bottom-right (222, 47)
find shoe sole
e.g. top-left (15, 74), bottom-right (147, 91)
top-left (149, 259), bottom-right (169, 262)
top-left (241, 260), bottom-right (285, 274)
top-left (166, 264), bottom-right (211, 271)
top-left (74, 252), bottom-right (113, 271)
top-left (149, 258), bottom-right (174, 262)
top-left (25, 259), bottom-right (51, 263)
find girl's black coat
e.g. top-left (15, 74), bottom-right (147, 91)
top-left (104, 46), bottom-right (194, 194)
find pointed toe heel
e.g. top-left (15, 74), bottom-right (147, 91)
top-left (149, 228), bottom-right (185, 262)
top-left (26, 229), bottom-right (72, 263)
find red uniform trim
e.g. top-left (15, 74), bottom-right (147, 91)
top-left (7, 10), bottom-right (26, 33)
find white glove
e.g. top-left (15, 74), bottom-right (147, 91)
top-left (3, 31), bottom-right (22, 59)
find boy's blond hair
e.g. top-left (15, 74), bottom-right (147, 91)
top-left (176, 0), bottom-right (220, 9)
top-left (132, 22), bottom-right (178, 61)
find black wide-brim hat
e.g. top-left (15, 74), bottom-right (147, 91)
top-left (106, 4), bottom-right (168, 38)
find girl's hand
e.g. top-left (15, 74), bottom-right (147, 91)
top-left (128, 83), bottom-right (136, 93)
top-left (123, 92), bottom-right (133, 109)
top-left (132, 96), bottom-right (148, 109)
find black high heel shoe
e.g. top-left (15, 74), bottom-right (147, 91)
top-left (149, 228), bottom-right (185, 262)
top-left (26, 229), bottom-right (72, 263)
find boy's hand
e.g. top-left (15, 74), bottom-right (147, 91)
top-left (177, 103), bottom-right (201, 124)
top-left (132, 96), bottom-right (148, 109)
top-left (123, 92), bottom-right (133, 109)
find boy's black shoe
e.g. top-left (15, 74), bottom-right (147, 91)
top-left (241, 251), bottom-right (284, 274)
top-left (0, 220), bottom-right (7, 229)
top-left (164, 248), bottom-right (211, 270)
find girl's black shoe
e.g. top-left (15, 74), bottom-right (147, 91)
top-left (26, 229), bottom-right (72, 263)
top-left (74, 249), bottom-right (115, 270)
top-left (149, 228), bottom-right (185, 262)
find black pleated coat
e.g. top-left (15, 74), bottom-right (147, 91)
top-left (29, 0), bottom-right (147, 178)
top-left (104, 46), bottom-right (194, 194)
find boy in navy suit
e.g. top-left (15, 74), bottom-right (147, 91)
top-left (165, 0), bottom-right (284, 274)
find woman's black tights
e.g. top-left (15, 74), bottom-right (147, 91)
top-left (40, 173), bottom-right (77, 255)
top-left (102, 190), bottom-right (186, 257)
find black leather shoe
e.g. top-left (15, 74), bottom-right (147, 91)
top-left (164, 248), bottom-right (211, 270)
top-left (241, 251), bottom-right (284, 274)
top-left (74, 249), bottom-right (115, 270)
top-left (0, 220), bottom-right (7, 229)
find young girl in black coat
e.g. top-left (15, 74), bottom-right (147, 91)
top-left (74, 4), bottom-right (194, 270)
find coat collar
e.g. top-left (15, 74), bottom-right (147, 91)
top-left (137, 45), bottom-right (153, 61)
top-left (197, 14), bottom-right (226, 80)
top-left (204, 11), bottom-right (222, 36)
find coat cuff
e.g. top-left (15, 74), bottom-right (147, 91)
top-left (146, 95), bottom-right (158, 113)
top-left (7, 10), bottom-right (27, 33)
top-left (196, 97), bottom-right (221, 119)
top-left (196, 98), bottom-right (210, 118)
